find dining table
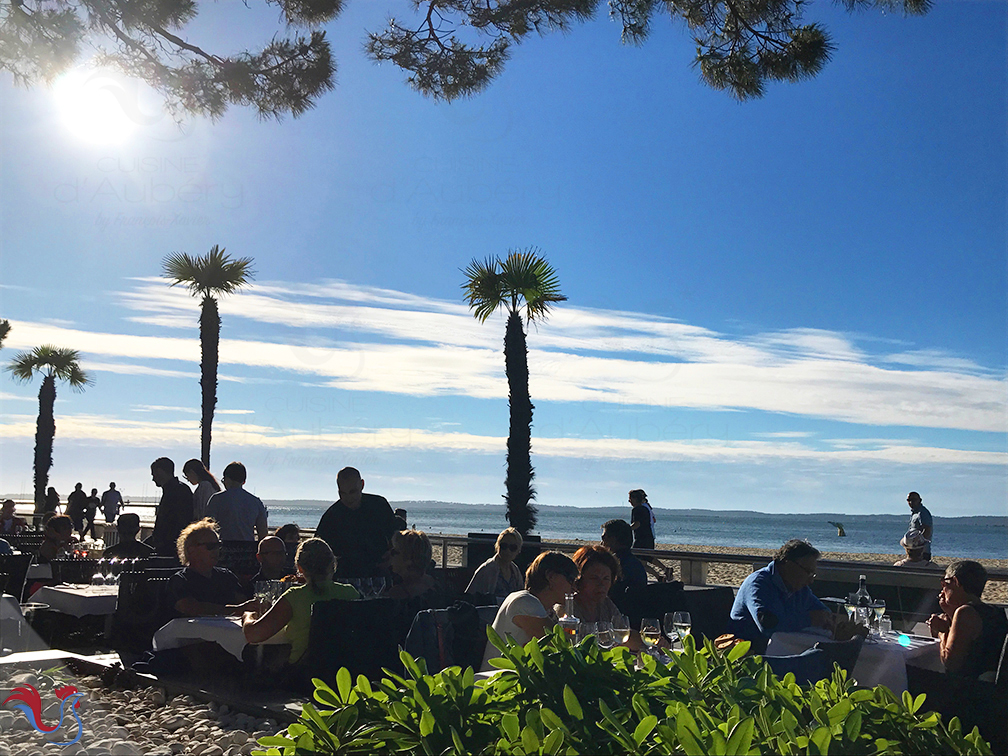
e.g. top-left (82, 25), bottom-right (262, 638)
top-left (153, 616), bottom-right (288, 662)
top-left (765, 629), bottom-right (943, 694)
top-left (31, 583), bottom-right (119, 617)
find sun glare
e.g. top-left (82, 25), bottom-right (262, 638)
top-left (53, 69), bottom-right (138, 144)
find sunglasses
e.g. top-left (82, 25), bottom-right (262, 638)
top-left (198, 540), bottom-right (221, 550)
top-left (499, 543), bottom-right (519, 552)
top-left (789, 560), bottom-right (816, 579)
top-left (941, 576), bottom-right (955, 587)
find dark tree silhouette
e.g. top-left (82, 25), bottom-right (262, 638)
top-left (162, 245), bottom-right (254, 469)
top-left (7, 346), bottom-right (91, 512)
top-left (463, 248), bottom-right (566, 535)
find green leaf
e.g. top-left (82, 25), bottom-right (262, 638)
top-left (528, 637), bottom-right (546, 670)
top-left (256, 735), bottom-right (295, 746)
top-left (420, 710), bottom-right (435, 737)
top-left (521, 725), bottom-right (540, 752)
top-left (543, 729), bottom-right (564, 755)
top-left (912, 692), bottom-right (926, 713)
top-left (843, 710), bottom-right (862, 741)
top-left (808, 726), bottom-right (831, 755)
top-left (710, 727), bottom-right (727, 754)
top-left (634, 715), bottom-right (658, 745)
top-left (540, 707), bottom-right (570, 735)
top-left (357, 675), bottom-right (373, 696)
top-left (463, 666), bottom-right (475, 689)
top-left (727, 640), bottom-right (751, 662)
top-left (451, 726), bottom-right (465, 753)
top-left (725, 718), bottom-right (754, 756)
top-left (563, 685), bottom-right (583, 720)
top-left (336, 667), bottom-right (352, 704)
top-left (826, 699), bottom-right (851, 727)
top-left (502, 712), bottom-right (520, 741)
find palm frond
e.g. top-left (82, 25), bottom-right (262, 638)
top-left (462, 257), bottom-right (508, 322)
top-left (6, 345), bottom-right (92, 388)
top-left (0, 319), bottom-right (10, 349)
top-left (499, 247), bottom-right (567, 323)
top-left (162, 245), bottom-right (255, 298)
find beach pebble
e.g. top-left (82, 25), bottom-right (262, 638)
top-left (201, 746), bottom-right (224, 756)
top-left (60, 744), bottom-right (86, 756)
top-left (10, 672), bottom-right (38, 687)
top-left (0, 712), bottom-right (14, 731)
top-left (111, 743), bottom-right (141, 755)
top-left (230, 731), bottom-right (248, 745)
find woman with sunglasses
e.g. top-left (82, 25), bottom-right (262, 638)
top-left (481, 551), bottom-right (579, 671)
top-left (927, 561), bottom-right (1008, 679)
top-left (169, 518), bottom-right (258, 617)
top-left (467, 527), bottom-right (524, 600)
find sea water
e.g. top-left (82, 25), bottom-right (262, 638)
top-left (264, 500), bottom-right (1008, 560)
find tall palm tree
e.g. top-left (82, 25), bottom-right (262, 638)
top-left (6, 346), bottom-right (92, 513)
top-left (463, 248), bottom-right (566, 535)
top-left (162, 245), bottom-right (255, 470)
top-left (0, 320), bottom-right (10, 349)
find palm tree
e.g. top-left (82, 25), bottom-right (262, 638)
top-left (162, 245), bottom-right (254, 469)
top-left (462, 248), bottom-right (566, 535)
top-left (6, 346), bottom-right (92, 513)
top-left (0, 320), bottom-right (10, 349)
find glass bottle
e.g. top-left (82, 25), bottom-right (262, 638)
top-left (854, 574), bottom-right (872, 607)
top-left (557, 593), bottom-right (580, 640)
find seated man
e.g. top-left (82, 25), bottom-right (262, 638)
top-left (1, 499), bottom-right (28, 535)
top-left (275, 523), bottom-right (301, 573)
top-left (36, 515), bottom-right (75, 563)
top-left (250, 536), bottom-right (295, 585)
top-left (170, 518), bottom-right (256, 618)
top-left (894, 530), bottom-right (933, 567)
top-left (727, 539), bottom-right (834, 653)
top-left (104, 513), bottom-right (156, 559)
top-left (601, 519), bottom-right (648, 596)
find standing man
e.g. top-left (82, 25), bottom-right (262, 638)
top-left (66, 482), bottom-right (88, 535)
top-left (101, 482), bottom-right (123, 524)
top-left (83, 488), bottom-right (100, 538)
top-left (148, 457), bottom-right (194, 559)
top-left (907, 491), bottom-right (933, 560)
top-left (315, 467), bottom-right (398, 579)
top-left (205, 461), bottom-right (268, 541)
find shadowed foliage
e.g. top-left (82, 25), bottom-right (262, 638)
top-left (162, 245), bottom-right (254, 470)
top-left (0, 0), bottom-right (930, 115)
top-left (463, 248), bottom-right (566, 535)
top-left (6, 346), bottom-right (91, 512)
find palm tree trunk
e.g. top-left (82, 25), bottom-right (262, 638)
top-left (200, 294), bottom-right (220, 469)
top-left (33, 374), bottom-right (56, 513)
top-left (504, 310), bottom-right (537, 535)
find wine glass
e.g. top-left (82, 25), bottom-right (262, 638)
top-left (672, 612), bottom-right (691, 643)
top-left (845, 593), bottom-right (858, 623)
top-left (640, 618), bottom-right (661, 652)
top-left (372, 576), bottom-right (386, 596)
top-left (254, 581), bottom-right (270, 609)
top-left (872, 600), bottom-right (886, 632)
top-left (663, 612), bottom-right (679, 646)
top-left (612, 614), bottom-right (631, 647)
top-left (360, 577), bottom-right (374, 598)
top-left (91, 559), bottom-right (106, 586)
top-left (578, 621), bottom-right (597, 644)
top-left (596, 621), bottom-right (614, 650)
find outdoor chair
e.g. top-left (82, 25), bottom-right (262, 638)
top-left (50, 558), bottom-right (98, 585)
top-left (219, 541), bottom-right (259, 581)
top-left (110, 570), bottom-right (177, 651)
top-left (614, 581), bottom-right (685, 631)
top-left (0, 552), bottom-right (32, 601)
top-left (404, 601), bottom-right (497, 673)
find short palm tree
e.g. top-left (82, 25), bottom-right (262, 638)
top-left (7, 346), bottom-right (92, 513)
top-left (163, 245), bottom-right (254, 470)
top-left (463, 248), bottom-right (566, 535)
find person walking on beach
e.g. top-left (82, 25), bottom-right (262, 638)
top-left (101, 482), bottom-right (123, 524)
top-left (205, 461), bottom-right (268, 542)
top-left (148, 457), bottom-right (194, 560)
top-left (907, 492), bottom-right (933, 560)
top-left (315, 466), bottom-right (397, 578)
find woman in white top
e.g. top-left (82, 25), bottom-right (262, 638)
top-left (481, 551), bottom-right (579, 671)
top-left (466, 527), bottom-right (524, 599)
top-left (183, 458), bottom-right (221, 521)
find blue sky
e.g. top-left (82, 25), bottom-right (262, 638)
top-left (0, 0), bottom-right (1005, 519)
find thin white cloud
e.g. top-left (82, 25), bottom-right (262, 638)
top-left (5, 276), bottom-right (1006, 434)
top-left (753, 431), bottom-right (815, 439)
top-left (0, 413), bottom-right (1003, 467)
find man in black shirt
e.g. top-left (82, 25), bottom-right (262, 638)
top-left (104, 513), bottom-right (156, 559)
top-left (147, 457), bottom-right (194, 560)
top-left (66, 483), bottom-right (87, 534)
top-left (315, 467), bottom-right (398, 578)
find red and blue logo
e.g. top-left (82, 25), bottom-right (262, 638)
top-left (3, 683), bottom-right (86, 746)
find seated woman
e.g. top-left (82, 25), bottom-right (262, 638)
top-left (927, 560), bottom-right (1008, 680)
top-left (481, 551), bottom-right (579, 671)
top-left (170, 518), bottom-right (255, 617)
top-left (466, 527), bottom-right (524, 600)
top-left (35, 514), bottom-right (75, 563)
top-left (572, 545), bottom-right (647, 651)
top-left (242, 538), bottom-right (359, 665)
top-left (387, 530), bottom-right (439, 600)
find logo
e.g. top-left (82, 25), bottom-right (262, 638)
top-left (3, 683), bottom-right (86, 746)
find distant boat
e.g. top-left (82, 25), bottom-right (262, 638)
top-left (827, 521), bottom-right (846, 537)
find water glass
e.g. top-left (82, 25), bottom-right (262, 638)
top-left (672, 612), bottom-right (692, 643)
top-left (596, 621), bottom-right (614, 650)
top-left (663, 612), bottom-right (679, 645)
top-left (578, 621), bottom-right (598, 644)
top-left (878, 616), bottom-right (892, 635)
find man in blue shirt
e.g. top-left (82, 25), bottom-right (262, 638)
top-left (728, 539), bottom-right (834, 653)
top-left (206, 461), bottom-right (268, 542)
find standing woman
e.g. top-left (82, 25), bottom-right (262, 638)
top-left (182, 459), bottom-right (221, 521)
top-left (628, 489), bottom-right (655, 551)
top-left (466, 527), bottom-right (524, 600)
top-left (481, 551), bottom-right (579, 671)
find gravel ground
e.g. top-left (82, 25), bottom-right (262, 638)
top-left (0, 667), bottom-right (278, 756)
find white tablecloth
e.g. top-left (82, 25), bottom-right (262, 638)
top-left (31, 584), bottom-right (119, 617)
top-left (153, 616), bottom-right (287, 661)
top-left (1, 593), bottom-right (31, 649)
top-left (766, 631), bottom-right (943, 694)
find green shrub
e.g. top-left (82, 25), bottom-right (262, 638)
top-left (254, 627), bottom-right (992, 755)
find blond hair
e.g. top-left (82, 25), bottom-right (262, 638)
top-left (393, 529), bottom-right (432, 575)
top-left (177, 518), bottom-right (218, 565)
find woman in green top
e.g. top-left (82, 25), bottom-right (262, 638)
top-left (242, 537), bottom-right (359, 663)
